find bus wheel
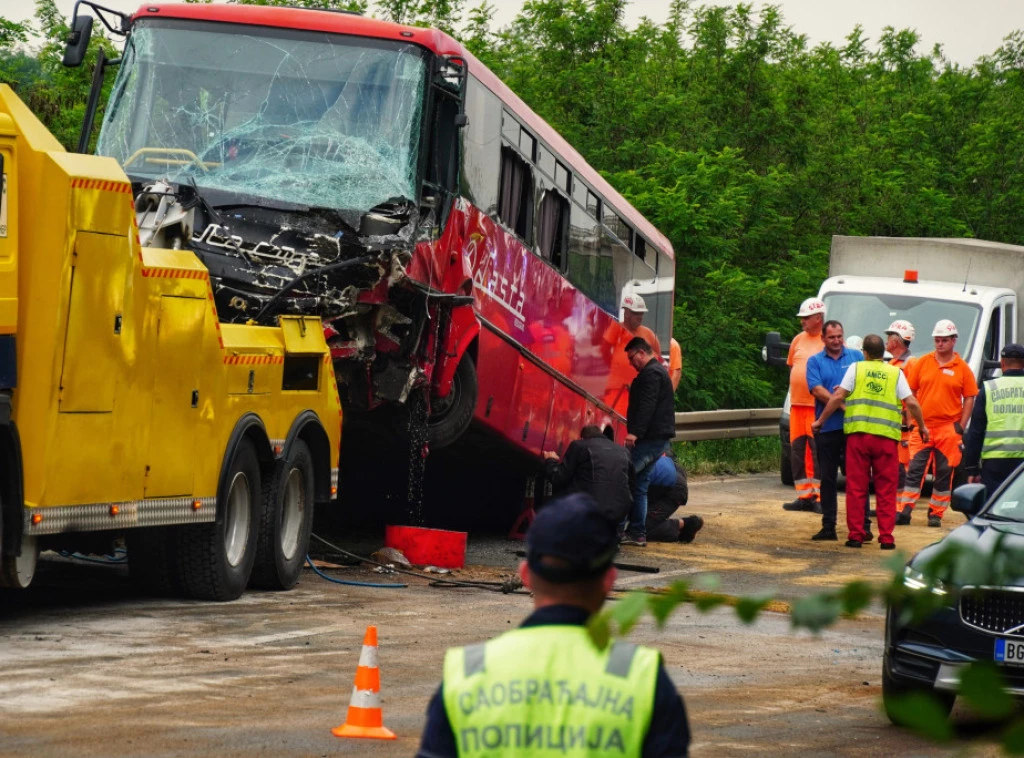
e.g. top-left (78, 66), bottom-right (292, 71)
top-left (427, 356), bottom-right (477, 449)
top-left (0, 534), bottom-right (38, 590)
top-left (251, 440), bottom-right (314, 591)
top-left (179, 438), bottom-right (261, 601)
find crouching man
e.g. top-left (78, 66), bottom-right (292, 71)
top-left (645, 455), bottom-right (704, 543)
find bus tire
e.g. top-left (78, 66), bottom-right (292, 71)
top-left (178, 438), bottom-right (261, 601)
top-left (251, 440), bottom-right (314, 591)
top-left (427, 355), bottom-right (477, 449)
top-left (0, 533), bottom-right (38, 590)
top-left (127, 527), bottom-right (180, 596)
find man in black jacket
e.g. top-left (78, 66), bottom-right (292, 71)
top-left (622, 337), bottom-right (677, 546)
top-left (543, 425), bottom-right (634, 525)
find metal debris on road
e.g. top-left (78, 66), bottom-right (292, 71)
top-left (370, 547), bottom-right (412, 568)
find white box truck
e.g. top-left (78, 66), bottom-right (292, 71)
top-left (764, 236), bottom-right (1024, 485)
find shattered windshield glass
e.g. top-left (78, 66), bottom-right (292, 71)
top-left (97, 20), bottom-right (428, 216)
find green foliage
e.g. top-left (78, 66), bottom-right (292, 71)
top-left (959, 662), bottom-right (1016, 720)
top-left (883, 692), bottom-right (955, 742)
top-left (470, 0), bottom-right (1024, 411)
top-left (6, 0), bottom-right (1024, 411)
top-left (672, 437), bottom-right (779, 475)
top-left (1003, 721), bottom-right (1024, 755)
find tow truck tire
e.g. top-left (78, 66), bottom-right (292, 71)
top-left (250, 440), bottom-right (314, 591)
top-left (178, 438), bottom-right (261, 601)
top-left (0, 533), bottom-right (38, 590)
top-left (427, 355), bottom-right (477, 450)
top-left (128, 527), bottom-right (180, 596)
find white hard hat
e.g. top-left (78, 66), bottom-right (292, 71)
top-left (845, 335), bottom-right (863, 350)
top-left (796, 297), bottom-right (825, 318)
top-left (885, 320), bottom-right (915, 342)
top-left (622, 294), bottom-right (648, 313)
top-left (932, 319), bottom-right (958, 337)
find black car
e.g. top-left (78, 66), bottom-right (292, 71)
top-left (883, 465), bottom-right (1024, 722)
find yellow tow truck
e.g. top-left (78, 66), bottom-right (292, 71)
top-left (0, 86), bottom-right (341, 600)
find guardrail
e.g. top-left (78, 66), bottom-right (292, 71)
top-left (674, 408), bottom-right (783, 442)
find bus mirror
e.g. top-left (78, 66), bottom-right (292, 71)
top-left (63, 15), bottom-right (94, 68)
top-left (454, 113), bottom-right (468, 128)
top-left (438, 55), bottom-right (467, 91)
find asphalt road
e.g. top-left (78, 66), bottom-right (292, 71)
top-left (0, 473), bottom-right (1008, 757)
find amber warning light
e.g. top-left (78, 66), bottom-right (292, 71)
top-left (904, 269), bottom-right (919, 283)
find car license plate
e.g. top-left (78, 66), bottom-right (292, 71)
top-left (995, 639), bottom-right (1024, 665)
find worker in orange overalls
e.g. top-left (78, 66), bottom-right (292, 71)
top-left (668, 337), bottom-right (683, 391)
top-left (782, 297), bottom-right (825, 511)
top-left (602, 294), bottom-right (661, 416)
top-left (898, 319), bottom-right (978, 527)
top-left (885, 320), bottom-right (918, 505)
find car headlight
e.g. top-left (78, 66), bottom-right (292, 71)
top-left (903, 566), bottom-right (949, 596)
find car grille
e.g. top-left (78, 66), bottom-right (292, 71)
top-left (960, 588), bottom-right (1024, 636)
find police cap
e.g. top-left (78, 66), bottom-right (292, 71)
top-left (1001, 343), bottom-right (1024, 360)
top-left (526, 493), bottom-right (618, 583)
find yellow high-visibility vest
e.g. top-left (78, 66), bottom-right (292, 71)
top-left (844, 361), bottom-right (902, 442)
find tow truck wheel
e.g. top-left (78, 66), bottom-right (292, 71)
top-left (0, 534), bottom-right (38, 590)
top-left (178, 438), bottom-right (261, 601)
top-left (250, 440), bottom-right (314, 591)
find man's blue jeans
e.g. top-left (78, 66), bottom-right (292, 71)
top-left (625, 438), bottom-right (672, 538)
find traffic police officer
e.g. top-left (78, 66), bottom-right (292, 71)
top-left (416, 493), bottom-right (691, 757)
top-left (963, 343), bottom-right (1024, 492)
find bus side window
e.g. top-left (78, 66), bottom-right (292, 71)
top-left (498, 145), bottom-right (534, 245)
top-left (566, 198), bottom-right (614, 314)
top-left (633, 232), bottom-right (647, 262)
top-left (537, 189), bottom-right (569, 270)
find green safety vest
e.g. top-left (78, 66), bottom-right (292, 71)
top-left (843, 361), bottom-right (903, 442)
top-left (442, 624), bottom-right (660, 757)
top-left (983, 376), bottom-right (1024, 459)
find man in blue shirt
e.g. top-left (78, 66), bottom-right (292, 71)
top-left (805, 321), bottom-right (863, 541)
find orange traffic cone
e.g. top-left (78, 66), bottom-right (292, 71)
top-left (332, 625), bottom-right (397, 740)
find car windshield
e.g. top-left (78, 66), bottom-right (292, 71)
top-left (96, 20), bottom-right (428, 216)
top-left (986, 470), bottom-right (1024, 521)
top-left (822, 293), bottom-right (981, 354)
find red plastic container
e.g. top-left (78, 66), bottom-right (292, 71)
top-left (384, 525), bottom-right (467, 569)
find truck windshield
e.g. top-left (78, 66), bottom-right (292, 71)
top-left (822, 293), bottom-right (981, 353)
top-left (96, 20), bottom-right (428, 216)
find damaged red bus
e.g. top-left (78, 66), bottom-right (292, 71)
top-left (74, 3), bottom-right (675, 460)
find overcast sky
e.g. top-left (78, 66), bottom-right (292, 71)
top-left (2, 0), bottom-right (1021, 67)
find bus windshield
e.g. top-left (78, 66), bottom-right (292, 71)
top-left (97, 20), bottom-right (429, 217)
top-left (822, 293), bottom-right (981, 353)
